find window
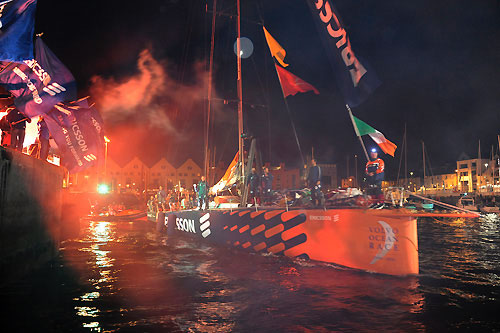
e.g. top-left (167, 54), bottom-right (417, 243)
top-left (460, 164), bottom-right (467, 169)
top-left (472, 162), bottom-right (476, 167)
top-left (184, 173), bottom-right (188, 177)
top-left (134, 165), bottom-right (138, 169)
top-left (171, 173), bottom-right (175, 176)
top-left (187, 166), bottom-right (192, 170)
top-left (161, 165), bottom-right (166, 169)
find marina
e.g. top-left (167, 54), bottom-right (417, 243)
top-left (1, 0), bottom-right (499, 331)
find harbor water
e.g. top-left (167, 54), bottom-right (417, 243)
top-left (2, 215), bottom-right (500, 332)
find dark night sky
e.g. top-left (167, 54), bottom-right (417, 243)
top-left (33, 0), bottom-right (499, 180)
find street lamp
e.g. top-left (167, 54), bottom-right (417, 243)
top-left (104, 136), bottom-right (110, 179)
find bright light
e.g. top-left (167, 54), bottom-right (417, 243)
top-left (371, 148), bottom-right (377, 153)
top-left (104, 136), bottom-right (111, 143)
top-left (97, 184), bottom-right (110, 194)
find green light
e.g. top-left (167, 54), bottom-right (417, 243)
top-left (97, 184), bottom-right (110, 194)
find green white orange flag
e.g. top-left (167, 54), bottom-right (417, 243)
top-left (263, 26), bottom-right (289, 67)
top-left (351, 114), bottom-right (397, 156)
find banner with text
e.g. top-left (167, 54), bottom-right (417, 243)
top-left (0, 37), bottom-right (76, 117)
top-left (44, 99), bottom-right (105, 173)
top-left (306, 0), bottom-right (380, 107)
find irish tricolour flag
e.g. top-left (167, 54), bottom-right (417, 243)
top-left (351, 115), bottom-right (397, 156)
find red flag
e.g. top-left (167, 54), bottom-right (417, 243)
top-left (275, 64), bottom-right (319, 97)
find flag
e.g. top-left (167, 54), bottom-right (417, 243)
top-left (351, 114), bottom-right (397, 156)
top-left (210, 152), bottom-right (240, 195)
top-left (0, 37), bottom-right (76, 117)
top-left (263, 26), bottom-right (289, 68)
top-left (275, 63), bottom-right (319, 97)
top-left (305, 0), bottom-right (380, 107)
top-left (0, 0), bottom-right (37, 62)
top-left (44, 99), bottom-right (105, 173)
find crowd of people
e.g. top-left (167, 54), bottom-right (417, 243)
top-left (146, 151), bottom-right (387, 212)
top-left (0, 101), bottom-right (51, 160)
top-left (147, 183), bottom-right (207, 215)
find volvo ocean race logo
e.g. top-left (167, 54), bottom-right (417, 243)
top-left (199, 213), bottom-right (211, 238)
top-left (176, 217), bottom-right (196, 233)
top-left (369, 221), bottom-right (396, 265)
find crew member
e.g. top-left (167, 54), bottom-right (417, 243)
top-left (261, 167), bottom-right (273, 205)
top-left (248, 167), bottom-right (260, 204)
top-left (6, 106), bottom-right (31, 151)
top-left (307, 159), bottom-right (323, 207)
top-left (197, 176), bottom-right (208, 210)
top-left (157, 185), bottom-right (166, 210)
top-left (365, 148), bottom-right (385, 207)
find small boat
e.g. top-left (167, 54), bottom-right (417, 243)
top-left (84, 209), bottom-right (146, 221)
top-left (457, 196), bottom-right (478, 211)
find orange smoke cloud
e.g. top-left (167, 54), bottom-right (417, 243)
top-left (89, 49), bottom-right (209, 132)
top-left (88, 49), bottom-right (213, 164)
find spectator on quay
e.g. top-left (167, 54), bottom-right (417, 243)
top-left (6, 106), bottom-right (31, 151)
top-left (37, 116), bottom-right (50, 160)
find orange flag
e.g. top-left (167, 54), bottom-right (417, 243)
top-left (263, 26), bottom-right (289, 67)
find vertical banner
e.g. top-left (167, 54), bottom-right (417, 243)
top-left (44, 99), bottom-right (105, 173)
top-left (305, 0), bottom-right (380, 107)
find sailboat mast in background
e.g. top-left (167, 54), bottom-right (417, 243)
top-left (236, 0), bottom-right (244, 182)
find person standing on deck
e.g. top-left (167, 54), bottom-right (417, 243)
top-left (307, 159), bottom-right (323, 207)
top-left (365, 148), bottom-right (385, 208)
top-left (248, 167), bottom-right (261, 205)
top-left (261, 167), bottom-right (273, 205)
top-left (197, 176), bottom-right (208, 210)
top-left (157, 186), bottom-right (167, 210)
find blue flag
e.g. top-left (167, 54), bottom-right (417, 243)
top-left (0, 0), bottom-right (37, 62)
top-left (306, 0), bottom-right (380, 107)
top-left (44, 99), bottom-right (105, 173)
top-left (0, 37), bottom-right (76, 117)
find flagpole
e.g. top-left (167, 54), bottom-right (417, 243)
top-left (346, 104), bottom-right (369, 161)
top-left (272, 64), bottom-right (305, 166)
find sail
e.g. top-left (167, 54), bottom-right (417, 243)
top-left (210, 152), bottom-right (240, 195)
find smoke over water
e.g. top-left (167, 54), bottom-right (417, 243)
top-left (89, 49), bottom-right (210, 166)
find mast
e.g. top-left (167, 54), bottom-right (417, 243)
top-left (422, 141), bottom-right (426, 191)
top-left (205, 0), bottom-right (217, 181)
top-left (236, 0), bottom-right (244, 182)
top-left (498, 135), bottom-right (500, 183)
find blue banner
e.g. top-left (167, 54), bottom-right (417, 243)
top-left (0, 0), bottom-right (37, 62)
top-left (0, 37), bottom-right (76, 117)
top-left (44, 99), bottom-right (105, 173)
top-left (306, 0), bottom-right (380, 107)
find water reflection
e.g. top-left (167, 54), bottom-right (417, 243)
top-left (73, 221), bottom-right (115, 331)
top-left (47, 216), bottom-right (500, 331)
